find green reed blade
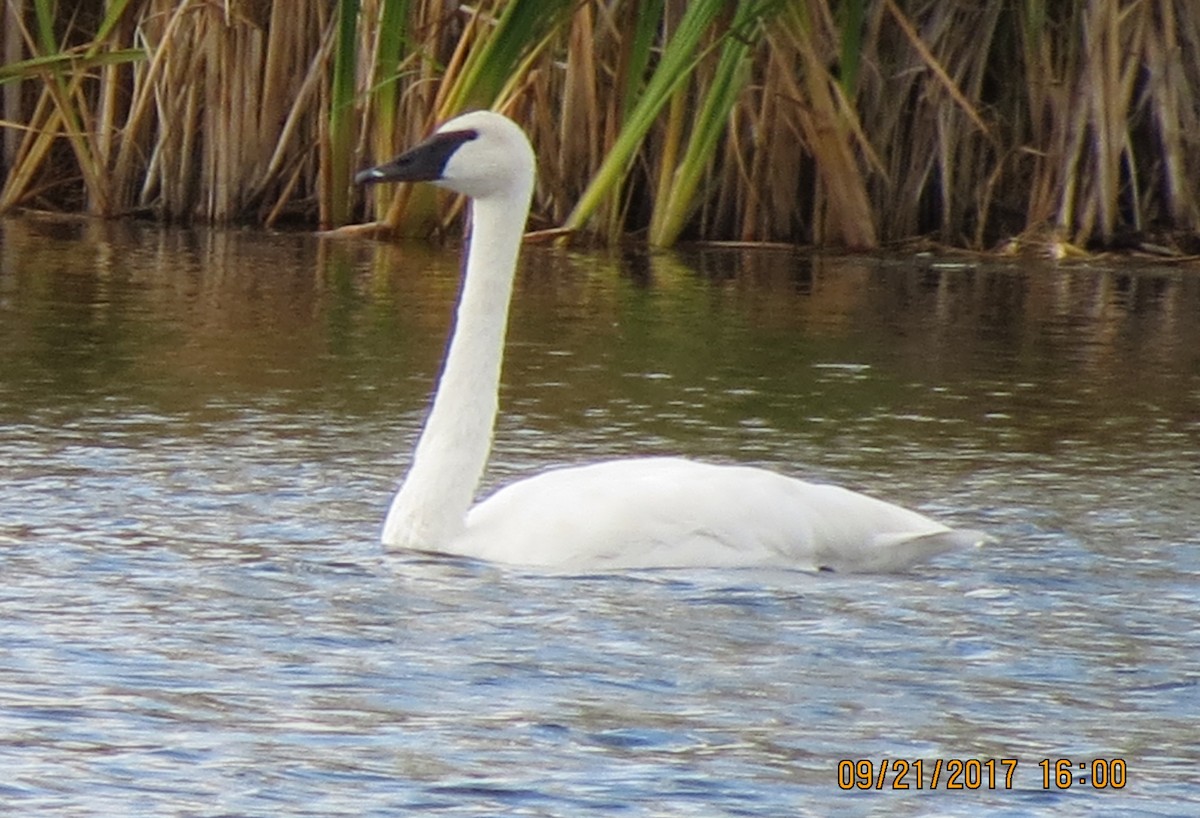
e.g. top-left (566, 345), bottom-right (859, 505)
top-left (562, 0), bottom-right (728, 236)
top-left (618, 0), bottom-right (665, 121)
top-left (836, 0), bottom-right (864, 95)
top-left (0, 47), bottom-right (144, 84)
top-left (650, 1), bottom-right (782, 247)
top-left (441, 0), bottom-right (575, 115)
top-left (327, 0), bottom-right (361, 227)
top-left (365, 0), bottom-right (410, 221)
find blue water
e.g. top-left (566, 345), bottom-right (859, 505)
top-left (1, 217), bottom-right (1197, 815)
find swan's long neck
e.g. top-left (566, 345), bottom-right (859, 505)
top-left (383, 184), bottom-right (531, 549)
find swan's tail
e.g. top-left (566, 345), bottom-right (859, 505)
top-left (847, 528), bottom-right (994, 572)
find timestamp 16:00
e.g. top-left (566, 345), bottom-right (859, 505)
top-left (836, 758), bottom-right (1127, 790)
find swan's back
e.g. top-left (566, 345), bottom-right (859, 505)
top-left (457, 458), bottom-right (987, 572)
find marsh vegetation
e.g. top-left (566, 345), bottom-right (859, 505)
top-left (2, 0), bottom-right (1198, 250)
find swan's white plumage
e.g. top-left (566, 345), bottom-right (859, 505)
top-left (359, 110), bottom-right (989, 572)
top-left (462, 458), bottom-right (985, 571)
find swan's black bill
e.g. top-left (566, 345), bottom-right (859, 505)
top-left (355, 128), bottom-right (479, 186)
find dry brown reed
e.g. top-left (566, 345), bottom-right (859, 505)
top-left (2, 0), bottom-right (1198, 250)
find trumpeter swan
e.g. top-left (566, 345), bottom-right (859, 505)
top-left (357, 110), bottom-right (989, 571)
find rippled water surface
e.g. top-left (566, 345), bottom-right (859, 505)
top-left (1, 215), bottom-right (1197, 816)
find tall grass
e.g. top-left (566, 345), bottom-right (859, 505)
top-left (2, 0), bottom-right (1199, 249)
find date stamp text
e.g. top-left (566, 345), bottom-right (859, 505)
top-left (836, 758), bottom-right (1127, 791)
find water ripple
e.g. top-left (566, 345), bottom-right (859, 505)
top-left (2, 226), bottom-right (1198, 815)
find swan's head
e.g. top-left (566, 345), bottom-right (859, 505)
top-left (356, 110), bottom-right (535, 201)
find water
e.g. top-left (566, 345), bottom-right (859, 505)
top-left (1, 214), bottom-right (1197, 816)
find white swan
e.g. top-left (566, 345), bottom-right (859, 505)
top-left (357, 110), bottom-right (989, 572)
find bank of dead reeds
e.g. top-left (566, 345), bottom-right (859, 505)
top-left (2, 0), bottom-right (1198, 250)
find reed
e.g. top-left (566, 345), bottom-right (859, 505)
top-left (1, 0), bottom-right (1198, 250)
top-left (647, 0), bottom-right (782, 247)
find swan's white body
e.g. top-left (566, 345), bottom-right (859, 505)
top-left (359, 111), bottom-right (988, 572)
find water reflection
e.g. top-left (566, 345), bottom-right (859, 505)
top-left (1, 214), bottom-right (1198, 815)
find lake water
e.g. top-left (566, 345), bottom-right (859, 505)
top-left (1, 214), bottom-right (1197, 816)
